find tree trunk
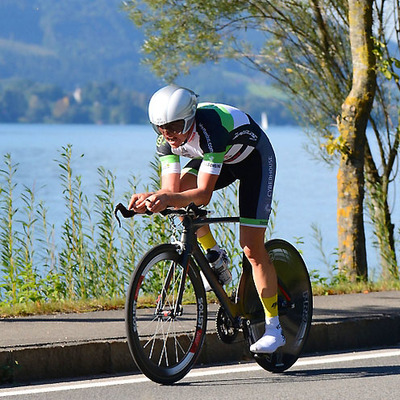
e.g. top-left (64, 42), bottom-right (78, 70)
top-left (364, 143), bottom-right (398, 279)
top-left (336, 0), bottom-right (376, 280)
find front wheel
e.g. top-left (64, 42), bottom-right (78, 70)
top-left (125, 244), bottom-right (207, 384)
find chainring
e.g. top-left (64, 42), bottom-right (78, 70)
top-left (215, 305), bottom-right (239, 344)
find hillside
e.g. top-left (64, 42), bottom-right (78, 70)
top-left (0, 0), bottom-right (294, 124)
top-left (0, 0), bottom-right (157, 90)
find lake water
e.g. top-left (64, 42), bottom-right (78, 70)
top-left (1, 123), bottom-right (396, 279)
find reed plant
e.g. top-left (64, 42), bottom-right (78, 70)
top-left (92, 166), bottom-right (120, 297)
top-left (0, 154), bottom-right (19, 303)
top-left (58, 145), bottom-right (91, 299)
top-left (118, 177), bottom-right (141, 283)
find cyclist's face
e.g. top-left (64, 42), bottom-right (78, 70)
top-left (155, 120), bottom-right (189, 148)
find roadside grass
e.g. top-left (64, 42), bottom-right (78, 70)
top-left (1, 281), bottom-right (399, 318)
top-left (311, 278), bottom-right (400, 296)
top-left (0, 297), bottom-right (125, 318)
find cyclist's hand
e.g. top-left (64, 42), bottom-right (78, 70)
top-left (128, 192), bottom-right (154, 213)
top-left (145, 193), bottom-right (168, 213)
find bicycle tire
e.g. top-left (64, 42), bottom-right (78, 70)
top-left (245, 239), bottom-right (313, 372)
top-left (125, 244), bottom-right (207, 384)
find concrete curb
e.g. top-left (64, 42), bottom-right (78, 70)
top-left (2, 314), bottom-right (400, 384)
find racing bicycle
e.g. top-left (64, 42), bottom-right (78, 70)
top-left (114, 202), bottom-right (313, 385)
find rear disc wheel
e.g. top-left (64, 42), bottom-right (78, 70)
top-left (246, 239), bottom-right (313, 372)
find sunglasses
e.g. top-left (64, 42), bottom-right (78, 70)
top-left (153, 120), bottom-right (185, 135)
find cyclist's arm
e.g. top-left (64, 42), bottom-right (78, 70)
top-left (128, 175), bottom-right (178, 212)
top-left (161, 172), bottom-right (181, 192)
top-left (145, 170), bottom-right (219, 213)
top-left (128, 150), bottom-right (181, 212)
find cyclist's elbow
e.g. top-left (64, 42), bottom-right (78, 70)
top-left (197, 191), bottom-right (212, 206)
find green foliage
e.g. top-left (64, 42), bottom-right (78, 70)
top-left (0, 146), bottom-right (399, 311)
top-left (0, 146), bottom-right (248, 306)
top-left (0, 146), bottom-right (145, 306)
top-left (0, 146), bottom-right (277, 306)
top-left (124, 0), bottom-right (243, 80)
top-left (0, 155), bottom-right (53, 304)
top-left (373, 38), bottom-right (400, 83)
top-left (58, 146), bottom-right (89, 299)
top-left (0, 154), bottom-right (19, 303)
top-left (93, 167), bottom-right (121, 297)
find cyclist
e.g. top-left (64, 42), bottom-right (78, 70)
top-left (128, 84), bottom-right (285, 354)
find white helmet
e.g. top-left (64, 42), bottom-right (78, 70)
top-left (148, 85), bottom-right (198, 134)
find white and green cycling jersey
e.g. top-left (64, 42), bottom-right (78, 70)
top-left (157, 103), bottom-right (262, 176)
top-left (156, 102), bottom-right (276, 228)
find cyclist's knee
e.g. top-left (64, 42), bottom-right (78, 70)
top-left (241, 242), bottom-right (265, 262)
top-left (240, 226), bottom-right (265, 248)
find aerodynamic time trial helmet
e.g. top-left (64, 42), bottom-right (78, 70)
top-left (148, 85), bottom-right (198, 135)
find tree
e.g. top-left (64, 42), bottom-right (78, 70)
top-left (124, 0), bottom-right (400, 279)
top-left (336, 0), bottom-right (375, 279)
top-left (364, 2), bottom-right (400, 279)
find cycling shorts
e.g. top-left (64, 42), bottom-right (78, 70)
top-left (182, 132), bottom-right (276, 228)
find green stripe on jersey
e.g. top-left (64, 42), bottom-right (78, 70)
top-left (203, 152), bottom-right (225, 163)
top-left (160, 154), bottom-right (180, 164)
top-left (200, 104), bottom-right (234, 132)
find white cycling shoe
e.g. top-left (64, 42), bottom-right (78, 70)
top-left (250, 317), bottom-right (286, 354)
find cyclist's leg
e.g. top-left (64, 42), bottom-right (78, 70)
top-left (240, 226), bottom-right (277, 299)
top-left (235, 132), bottom-right (284, 352)
top-left (240, 225), bottom-right (285, 352)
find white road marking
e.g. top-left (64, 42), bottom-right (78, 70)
top-left (1, 348), bottom-right (400, 397)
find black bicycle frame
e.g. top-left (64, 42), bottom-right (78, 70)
top-left (175, 213), bottom-right (259, 327)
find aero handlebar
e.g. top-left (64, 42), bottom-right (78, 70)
top-left (113, 202), bottom-right (208, 227)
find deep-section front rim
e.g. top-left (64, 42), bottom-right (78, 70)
top-left (125, 244), bottom-right (207, 384)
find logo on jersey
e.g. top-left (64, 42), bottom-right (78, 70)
top-left (198, 123), bottom-right (213, 152)
top-left (267, 155), bottom-right (274, 197)
top-left (232, 130), bottom-right (258, 141)
top-left (200, 160), bottom-right (222, 175)
top-left (156, 135), bottom-right (166, 147)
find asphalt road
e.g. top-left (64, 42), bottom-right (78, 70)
top-left (2, 346), bottom-right (400, 400)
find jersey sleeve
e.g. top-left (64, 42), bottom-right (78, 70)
top-left (199, 152), bottom-right (225, 175)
